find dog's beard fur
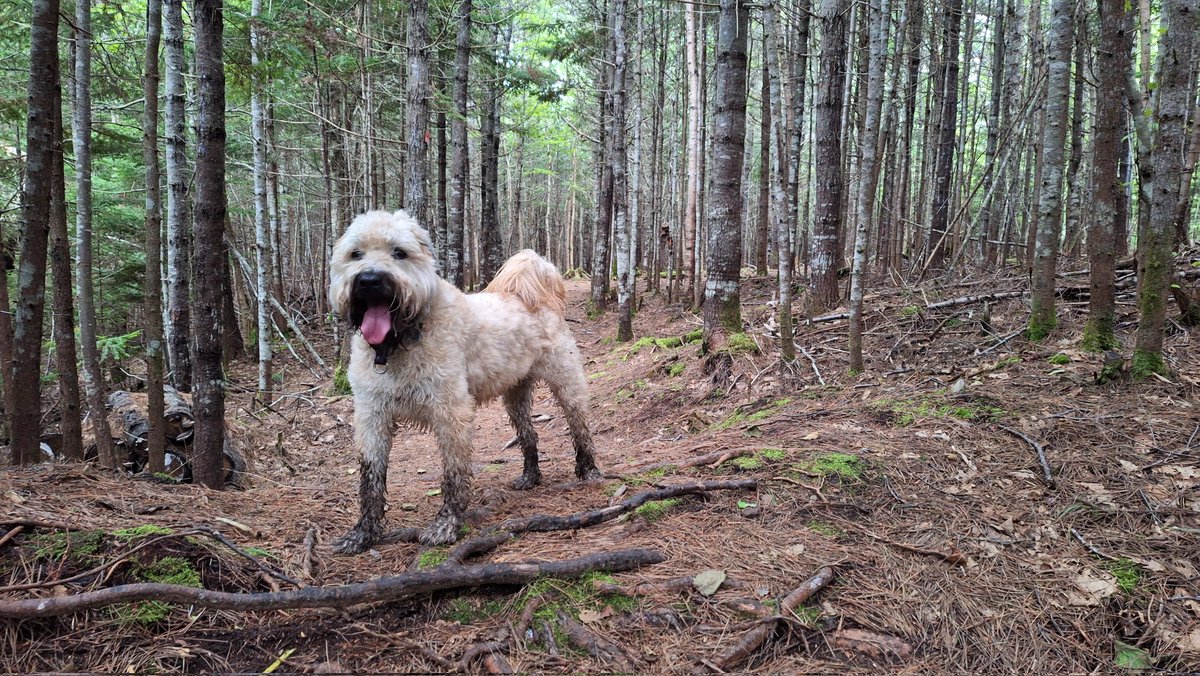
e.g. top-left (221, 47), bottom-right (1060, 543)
top-left (329, 211), bottom-right (439, 364)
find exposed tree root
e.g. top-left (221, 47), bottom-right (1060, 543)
top-left (700, 566), bottom-right (836, 673)
top-left (0, 549), bottom-right (664, 619)
top-left (556, 609), bottom-right (637, 672)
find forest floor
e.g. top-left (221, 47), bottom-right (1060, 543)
top-left (3, 271), bottom-right (1200, 674)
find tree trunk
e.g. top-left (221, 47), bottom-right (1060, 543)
top-left (11, 0), bottom-right (59, 465)
top-left (49, 66), bottom-right (83, 462)
top-left (164, 0), bottom-right (192, 391)
top-left (1028, 0), bottom-right (1074, 341)
top-left (682, 0), bottom-right (702, 308)
top-left (927, 0), bottom-right (964, 272)
top-left (447, 0), bottom-right (470, 288)
top-left (701, 0), bottom-right (750, 346)
top-left (764, 1), bottom-right (794, 362)
top-left (612, 0), bottom-right (633, 342)
top-left (1063, 16), bottom-right (1087, 259)
top-left (848, 0), bottom-right (888, 373)
top-left (406, 0), bottom-right (430, 225)
top-left (999, 0), bottom-right (1027, 265)
top-left (250, 0), bottom-right (272, 405)
top-left (142, 0), bottom-right (167, 473)
top-left (755, 55), bottom-right (770, 274)
top-left (479, 32), bottom-right (505, 287)
top-left (71, 0), bottom-right (117, 469)
top-left (1084, 0), bottom-right (1131, 352)
top-left (1133, 0), bottom-right (1198, 376)
top-left (980, 1), bottom-right (1006, 266)
top-left (787, 0), bottom-right (811, 280)
top-left (190, 0), bottom-right (228, 489)
top-left (810, 0), bottom-right (849, 315)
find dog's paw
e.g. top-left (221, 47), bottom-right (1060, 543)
top-left (511, 470), bottom-right (543, 490)
top-left (419, 517), bottom-right (461, 546)
top-left (576, 465), bottom-right (604, 482)
top-left (331, 528), bottom-right (376, 555)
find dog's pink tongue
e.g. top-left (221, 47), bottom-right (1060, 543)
top-left (360, 306), bottom-right (392, 345)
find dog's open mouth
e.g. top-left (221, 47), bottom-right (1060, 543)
top-left (349, 284), bottom-right (422, 366)
top-left (359, 304), bottom-right (394, 347)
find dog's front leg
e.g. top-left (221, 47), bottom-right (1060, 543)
top-left (333, 400), bottom-right (395, 555)
top-left (421, 409), bottom-right (474, 545)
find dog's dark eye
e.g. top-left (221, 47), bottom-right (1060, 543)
top-left (392, 247), bottom-right (408, 260)
top-left (350, 250), bottom-right (363, 260)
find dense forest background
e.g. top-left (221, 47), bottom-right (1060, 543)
top-left (1, 0), bottom-right (1198, 474)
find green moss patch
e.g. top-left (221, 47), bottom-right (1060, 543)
top-left (30, 531), bottom-right (104, 561)
top-left (331, 362), bottom-right (352, 396)
top-left (731, 456), bottom-right (762, 470)
top-left (807, 521), bottom-right (842, 537)
top-left (800, 453), bottom-right (865, 481)
top-left (443, 597), bottom-right (508, 624)
top-left (417, 548), bottom-right (449, 570)
top-left (724, 332), bottom-right (759, 355)
top-left (713, 398), bottom-right (792, 430)
top-left (1048, 353), bottom-right (1071, 365)
top-left (668, 362), bottom-right (687, 377)
top-left (872, 396), bottom-right (1005, 427)
top-left (116, 556), bottom-right (203, 625)
top-left (1108, 559), bottom-right (1142, 594)
top-left (112, 525), bottom-right (174, 539)
top-left (634, 498), bottom-right (682, 522)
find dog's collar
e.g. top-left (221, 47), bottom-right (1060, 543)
top-left (370, 317), bottom-right (423, 367)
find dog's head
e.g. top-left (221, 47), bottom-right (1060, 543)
top-left (329, 210), bottom-right (438, 364)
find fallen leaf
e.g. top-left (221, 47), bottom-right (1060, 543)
top-left (1068, 570), bottom-right (1119, 606)
top-left (783, 543), bottom-right (806, 556)
top-left (737, 500), bottom-right (757, 509)
top-left (833, 628), bottom-right (914, 659)
top-left (1113, 641), bottom-right (1153, 669)
top-left (578, 606), bottom-right (614, 624)
top-left (425, 489), bottom-right (442, 497)
top-left (802, 432), bottom-right (820, 441)
top-left (692, 570), bottom-right (726, 597)
top-left (1178, 627), bottom-right (1200, 654)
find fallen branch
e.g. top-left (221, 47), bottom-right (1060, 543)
top-left (493, 479), bottom-right (757, 535)
top-left (0, 525), bottom-right (25, 549)
top-left (796, 345), bottom-right (826, 386)
top-left (0, 549), bottom-right (664, 619)
top-left (998, 425), bottom-right (1056, 488)
top-left (703, 566), bottom-right (836, 672)
top-left (592, 574), bottom-right (748, 596)
top-left (381, 479), bottom-right (757, 562)
top-left (924, 290), bottom-right (1025, 311)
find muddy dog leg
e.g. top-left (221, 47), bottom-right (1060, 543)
top-left (421, 401), bottom-right (476, 546)
top-left (505, 379), bottom-right (542, 490)
top-left (333, 397), bottom-right (396, 554)
top-left (546, 362), bottom-right (602, 481)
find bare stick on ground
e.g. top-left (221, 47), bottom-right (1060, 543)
top-left (0, 548), bottom-right (664, 619)
top-left (384, 479), bottom-right (757, 562)
top-left (998, 424), bottom-right (1056, 488)
top-left (701, 566), bottom-right (836, 673)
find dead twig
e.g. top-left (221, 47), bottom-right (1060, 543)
top-left (0, 548), bottom-right (665, 618)
top-left (1070, 528), bottom-right (1118, 561)
top-left (998, 425), bottom-right (1056, 488)
top-left (796, 345), bottom-right (825, 386)
top-left (301, 526), bottom-right (318, 581)
top-left (0, 525), bottom-right (25, 548)
top-left (702, 566), bottom-right (836, 672)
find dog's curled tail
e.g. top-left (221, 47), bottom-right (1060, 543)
top-left (486, 249), bottom-right (567, 316)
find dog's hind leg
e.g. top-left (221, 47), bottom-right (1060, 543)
top-left (333, 398), bottom-right (396, 555)
top-left (505, 379), bottom-right (542, 490)
top-left (546, 363), bottom-right (603, 481)
top-left (421, 401), bottom-right (476, 546)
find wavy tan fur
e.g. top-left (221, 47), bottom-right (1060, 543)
top-left (328, 210), bottom-right (602, 554)
top-left (485, 249), bottom-right (567, 316)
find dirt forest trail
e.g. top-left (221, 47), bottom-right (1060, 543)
top-left (4, 276), bottom-right (1200, 673)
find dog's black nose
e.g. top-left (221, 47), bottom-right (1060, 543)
top-left (356, 271), bottom-right (383, 290)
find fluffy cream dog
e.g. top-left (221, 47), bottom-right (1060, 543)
top-left (328, 210), bottom-right (602, 553)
